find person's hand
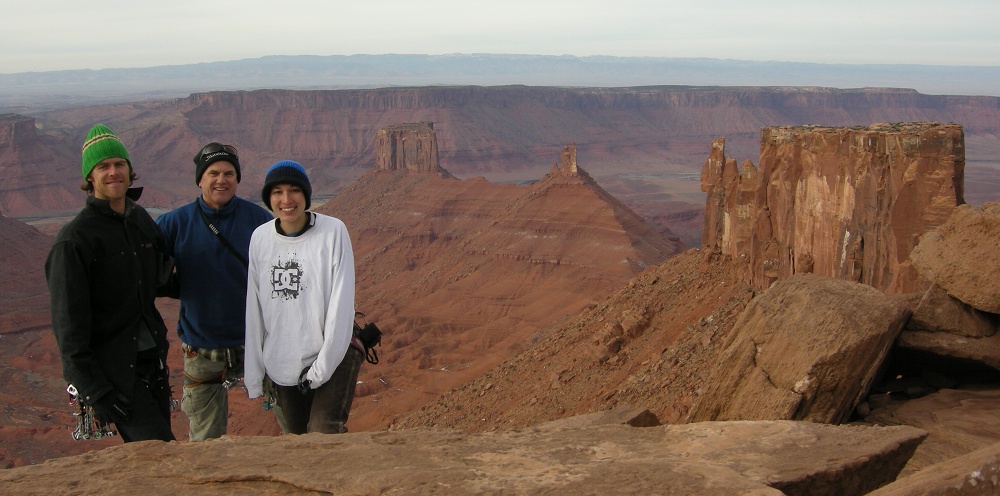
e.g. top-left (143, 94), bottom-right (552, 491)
top-left (297, 367), bottom-right (311, 395)
top-left (92, 392), bottom-right (131, 425)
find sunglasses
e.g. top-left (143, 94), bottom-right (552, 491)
top-left (200, 143), bottom-right (238, 158)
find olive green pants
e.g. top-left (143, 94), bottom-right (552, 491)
top-left (181, 345), bottom-right (242, 441)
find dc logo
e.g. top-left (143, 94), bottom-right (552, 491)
top-left (270, 258), bottom-right (303, 300)
top-left (273, 268), bottom-right (300, 291)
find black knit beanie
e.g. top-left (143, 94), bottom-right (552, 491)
top-left (261, 160), bottom-right (312, 211)
top-left (194, 142), bottom-right (241, 185)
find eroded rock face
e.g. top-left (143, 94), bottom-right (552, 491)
top-left (703, 123), bottom-right (965, 294)
top-left (0, 114), bottom-right (37, 147)
top-left (687, 273), bottom-right (911, 424)
top-left (0, 114), bottom-right (81, 218)
top-left (0, 420), bottom-right (927, 496)
top-left (391, 249), bottom-right (754, 433)
top-left (374, 121), bottom-right (449, 175)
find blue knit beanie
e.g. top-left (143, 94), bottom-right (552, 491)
top-left (261, 160), bottom-right (311, 211)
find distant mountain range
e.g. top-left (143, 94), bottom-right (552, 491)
top-left (1, 54), bottom-right (998, 110)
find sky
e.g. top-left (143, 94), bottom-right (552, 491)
top-left (3, 0), bottom-right (999, 74)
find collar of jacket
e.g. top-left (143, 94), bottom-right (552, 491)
top-left (86, 194), bottom-right (135, 218)
top-left (196, 195), bottom-right (239, 218)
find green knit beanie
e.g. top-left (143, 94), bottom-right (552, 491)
top-left (81, 124), bottom-right (131, 180)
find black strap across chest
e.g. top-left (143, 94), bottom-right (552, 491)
top-left (197, 207), bottom-right (249, 268)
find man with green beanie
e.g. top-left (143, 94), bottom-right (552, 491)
top-left (45, 123), bottom-right (176, 443)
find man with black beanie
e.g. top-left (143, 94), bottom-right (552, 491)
top-left (157, 142), bottom-right (272, 440)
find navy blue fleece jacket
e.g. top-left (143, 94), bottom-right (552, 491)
top-left (157, 196), bottom-right (272, 349)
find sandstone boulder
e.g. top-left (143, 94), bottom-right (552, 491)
top-left (869, 442), bottom-right (1000, 496)
top-left (0, 421), bottom-right (926, 496)
top-left (896, 282), bottom-right (1000, 371)
top-left (898, 202), bottom-right (1000, 371)
top-left (862, 388), bottom-right (1000, 494)
top-left (906, 284), bottom-right (997, 338)
top-left (910, 201), bottom-right (1000, 314)
top-left (862, 389), bottom-right (1000, 477)
top-left (687, 273), bottom-right (911, 424)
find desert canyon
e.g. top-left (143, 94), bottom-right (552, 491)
top-left (1, 86), bottom-right (1000, 494)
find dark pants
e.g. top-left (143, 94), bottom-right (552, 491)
top-left (274, 347), bottom-right (364, 434)
top-left (116, 353), bottom-right (176, 442)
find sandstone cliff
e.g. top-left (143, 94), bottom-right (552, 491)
top-left (373, 121), bottom-right (450, 176)
top-left (0, 114), bottom-right (37, 147)
top-left (6, 86), bottom-right (998, 228)
top-left (0, 115), bottom-right (81, 218)
top-left (702, 123), bottom-right (964, 293)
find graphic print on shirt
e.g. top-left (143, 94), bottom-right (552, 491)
top-left (270, 254), bottom-right (304, 300)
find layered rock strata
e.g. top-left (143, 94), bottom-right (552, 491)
top-left (0, 113), bottom-right (83, 217)
top-left (702, 122), bottom-right (965, 294)
top-left (0, 114), bottom-right (37, 147)
top-left (374, 121), bottom-right (450, 175)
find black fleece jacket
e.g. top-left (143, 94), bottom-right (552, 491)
top-left (45, 195), bottom-right (172, 405)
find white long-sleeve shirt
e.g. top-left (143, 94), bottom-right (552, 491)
top-left (244, 213), bottom-right (355, 399)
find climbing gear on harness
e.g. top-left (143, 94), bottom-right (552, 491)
top-left (67, 384), bottom-right (117, 440)
top-left (262, 376), bottom-right (278, 411)
top-left (181, 344), bottom-right (243, 389)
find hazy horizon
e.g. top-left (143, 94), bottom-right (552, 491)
top-left (4, 1), bottom-right (999, 74)
top-left (1, 54), bottom-right (998, 111)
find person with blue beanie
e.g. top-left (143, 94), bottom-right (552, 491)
top-left (245, 160), bottom-right (362, 434)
